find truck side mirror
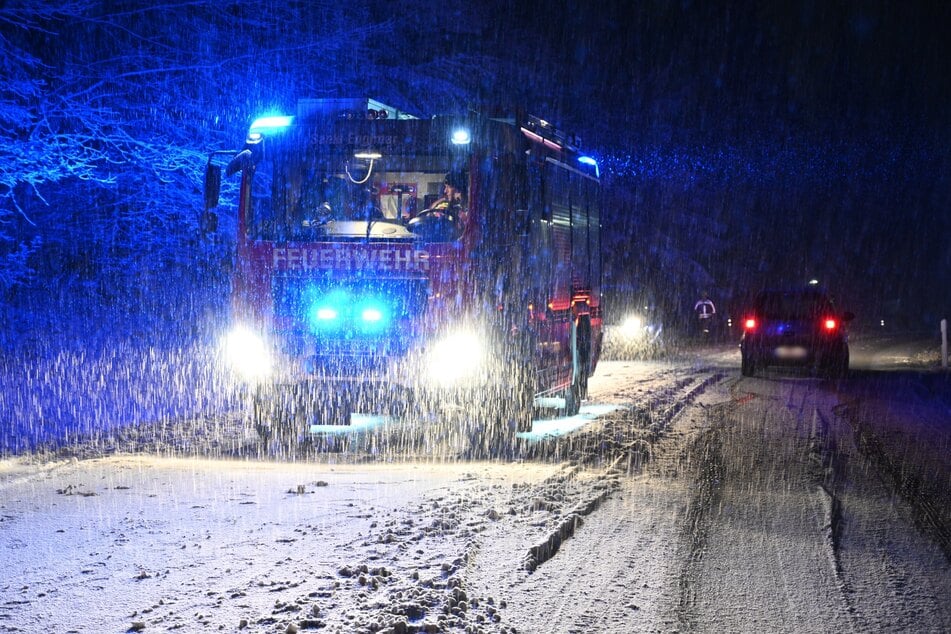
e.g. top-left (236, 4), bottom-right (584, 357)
top-left (203, 162), bottom-right (221, 210)
top-left (225, 149), bottom-right (253, 177)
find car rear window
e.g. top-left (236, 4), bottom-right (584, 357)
top-left (754, 291), bottom-right (833, 319)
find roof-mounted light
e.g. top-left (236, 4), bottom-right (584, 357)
top-left (451, 128), bottom-right (471, 145)
top-left (578, 155), bottom-right (600, 177)
top-left (354, 151), bottom-right (382, 160)
top-left (249, 115), bottom-right (294, 132)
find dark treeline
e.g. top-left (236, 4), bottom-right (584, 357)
top-left (2, 0), bottom-right (948, 350)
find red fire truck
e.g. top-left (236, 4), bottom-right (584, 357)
top-left (203, 98), bottom-right (602, 446)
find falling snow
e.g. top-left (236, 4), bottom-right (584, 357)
top-left (2, 2), bottom-right (950, 632)
top-left (2, 339), bottom-right (949, 632)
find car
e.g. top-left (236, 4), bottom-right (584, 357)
top-left (600, 288), bottom-right (665, 360)
top-left (739, 287), bottom-right (854, 378)
top-left (602, 310), bottom-right (665, 359)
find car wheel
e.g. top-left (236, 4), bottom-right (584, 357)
top-left (825, 350), bottom-right (849, 379)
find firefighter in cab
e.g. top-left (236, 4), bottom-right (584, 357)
top-left (407, 170), bottom-right (467, 241)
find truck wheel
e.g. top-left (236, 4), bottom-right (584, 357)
top-left (471, 381), bottom-right (531, 459)
top-left (251, 385), bottom-right (310, 455)
top-left (251, 395), bottom-right (271, 445)
top-left (562, 374), bottom-right (582, 416)
top-left (559, 317), bottom-right (588, 416)
top-left (576, 319), bottom-right (592, 400)
top-left (251, 386), bottom-right (274, 443)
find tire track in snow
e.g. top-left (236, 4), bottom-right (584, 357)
top-left (538, 371), bottom-right (727, 472)
top-left (522, 467), bottom-right (619, 573)
top-left (809, 405), bottom-right (862, 630)
top-left (669, 380), bottom-right (861, 633)
top-left (673, 423), bottom-right (724, 632)
top-left (455, 368), bottom-right (728, 632)
top-left (552, 489), bottom-right (680, 634)
top-left (469, 467), bottom-right (682, 634)
top-left (834, 400), bottom-right (951, 560)
top-left (815, 392), bottom-right (951, 632)
top-left (522, 370), bottom-right (727, 573)
top-left (762, 386), bottom-right (863, 631)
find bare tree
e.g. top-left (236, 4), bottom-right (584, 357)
top-left (0, 1), bottom-right (414, 301)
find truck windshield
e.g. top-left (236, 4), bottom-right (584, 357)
top-left (246, 142), bottom-right (463, 242)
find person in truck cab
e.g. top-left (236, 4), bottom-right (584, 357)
top-left (429, 170), bottom-right (467, 220)
top-left (407, 170), bottom-right (467, 240)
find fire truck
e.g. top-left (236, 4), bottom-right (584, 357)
top-left (203, 98), bottom-right (602, 445)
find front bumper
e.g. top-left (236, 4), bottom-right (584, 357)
top-left (225, 327), bottom-right (530, 422)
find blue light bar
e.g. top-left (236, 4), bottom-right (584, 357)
top-left (578, 155), bottom-right (600, 177)
top-left (451, 128), bottom-right (471, 145)
top-left (249, 115), bottom-right (294, 131)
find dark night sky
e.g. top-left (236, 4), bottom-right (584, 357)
top-left (3, 1), bottom-right (948, 332)
top-left (512, 0), bottom-right (951, 325)
top-left (532, 1), bottom-right (951, 146)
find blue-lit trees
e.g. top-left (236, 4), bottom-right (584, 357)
top-left (0, 2), bottom-right (434, 343)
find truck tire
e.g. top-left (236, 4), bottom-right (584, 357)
top-left (560, 317), bottom-right (589, 415)
top-left (251, 387), bottom-right (301, 453)
top-left (562, 374), bottom-right (582, 417)
top-left (576, 319), bottom-right (592, 400)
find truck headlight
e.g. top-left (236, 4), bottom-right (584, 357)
top-left (426, 330), bottom-right (486, 387)
top-left (223, 326), bottom-right (272, 380)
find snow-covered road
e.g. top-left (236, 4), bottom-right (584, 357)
top-left (1, 339), bottom-right (948, 633)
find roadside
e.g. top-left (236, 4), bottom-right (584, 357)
top-left (0, 359), bottom-right (716, 633)
top-left (1, 352), bottom-right (949, 633)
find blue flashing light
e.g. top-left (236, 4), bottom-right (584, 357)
top-left (578, 155), bottom-right (600, 177)
top-left (316, 307), bottom-right (338, 321)
top-left (361, 307), bottom-right (383, 322)
top-left (308, 289), bottom-right (349, 331)
top-left (306, 289), bottom-right (392, 334)
top-left (355, 298), bottom-right (390, 333)
top-left (451, 128), bottom-right (471, 145)
top-left (249, 115), bottom-right (294, 131)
